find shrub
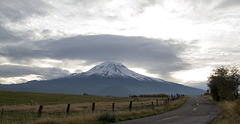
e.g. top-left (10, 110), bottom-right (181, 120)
top-left (97, 112), bottom-right (116, 123)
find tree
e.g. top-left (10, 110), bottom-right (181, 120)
top-left (208, 66), bottom-right (240, 101)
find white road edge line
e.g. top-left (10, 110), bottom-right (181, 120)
top-left (193, 108), bottom-right (197, 111)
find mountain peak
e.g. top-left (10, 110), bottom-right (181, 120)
top-left (82, 61), bottom-right (152, 81)
top-left (99, 61), bottom-right (123, 66)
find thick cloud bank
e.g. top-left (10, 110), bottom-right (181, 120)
top-left (0, 35), bottom-right (189, 82)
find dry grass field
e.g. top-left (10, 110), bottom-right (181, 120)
top-left (0, 91), bottom-right (187, 124)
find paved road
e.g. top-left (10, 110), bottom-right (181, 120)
top-left (115, 97), bottom-right (221, 124)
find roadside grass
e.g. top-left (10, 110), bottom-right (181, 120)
top-left (116, 101), bottom-right (185, 122)
top-left (0, 91), bottom-right (187, 124)
top-left (202, 95), bottom-right (240, 124)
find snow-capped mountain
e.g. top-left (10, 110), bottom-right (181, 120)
top-left (0, 61), bottom-right (205, 97)
top-left (71, 61), bottom-right (153, 81)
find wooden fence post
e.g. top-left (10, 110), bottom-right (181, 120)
top-left (165, 99), bottom-right (168, 109)
top-left (129, 101), bottom-right (132, 112)
top-left (171, 94), bottom-right (174, 100)
top-left (37, 105), bottom-right (43, 118)
top-left (92, 103), bottom-right (95, 113)
top-left (152, 101), bottom-right (154, 110)
top-left (156, 99), bottom-right (158, 106)
top-left (112, 103), bottom-right (115, 112)
top-left (1, 107), bottom-right (3, 123)
top-left (142, 103), bottom-right (143, 109)
top-left (66, 104), bottom-right (70, 116)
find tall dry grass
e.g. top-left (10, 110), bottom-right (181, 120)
top-left (234, 97), bottom-right (240, 115)
top-left (33, 113), bottom-right (99, 124)
top-left (2, 97), bottom-right (186, 124)
top-left (204, 95), bottom-right (240, 124)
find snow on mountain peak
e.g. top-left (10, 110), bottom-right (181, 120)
top-left (84, 61), bottom-right (152, 81)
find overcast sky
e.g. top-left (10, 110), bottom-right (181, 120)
top-left (0, 0), bottom-right (240, 90)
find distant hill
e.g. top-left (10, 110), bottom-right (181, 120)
top-left (0, 61), bottom-right (204, 97)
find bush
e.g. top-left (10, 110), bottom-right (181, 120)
top-left (97, 112), bottom-right (116, 123)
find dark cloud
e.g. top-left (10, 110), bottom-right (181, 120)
top-left (0, 65), bottom-right (69, 79)
top-left (41, 29), bottom-right (51, 35)
top-left (1, 35), bottom-right (190, 79)
top-left (0, 25), bottom-right (22, 43)
top-left (0, 0), bottom-right (52, 22)
top-left (0, 44), bottom-right (47, 62)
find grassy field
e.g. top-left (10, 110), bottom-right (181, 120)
top-left (202, 95), bottom-right (240, 124)
top-left (0, 90), bottom-right (133, 105)
top-left (0, 91), bottom-right (187, 124)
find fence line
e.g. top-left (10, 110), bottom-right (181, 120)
top-left (1, 95), bottom-right (185, 120)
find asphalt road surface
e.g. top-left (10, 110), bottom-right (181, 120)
top-left (115, 97), bottom-right (221, 124)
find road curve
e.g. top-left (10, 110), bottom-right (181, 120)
top-left (114, 97), bottom-right (221, 124)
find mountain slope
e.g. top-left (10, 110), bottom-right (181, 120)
top-left (0, 61), bottom-right (204, 96)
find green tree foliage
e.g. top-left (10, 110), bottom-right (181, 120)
top-left (208, 66), bottom-right (240, 101)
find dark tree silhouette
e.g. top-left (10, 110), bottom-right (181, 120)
top-left (208, 66), bottom-right (240, 101)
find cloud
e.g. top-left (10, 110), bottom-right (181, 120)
top-left (0, 25), bottom-right (22, 43)
top-left (59, 0), bottom-right (159, 20)
top-left (0, 0), bottom-right (53, 43)
top-left (0, 35), bottom-right (190, 79)
top-left (0, 0), bottom-right (52, 22)
top-left (216, 0), bottom-right (240, 9)
top-left (184, 81), bottom-right (208, 90)
top-left (0, 0), bottom-right (238, 88)
top-left (39, 35), bottom-right (190, 77)
top-left (0, 65), bottom-right (69, 79)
